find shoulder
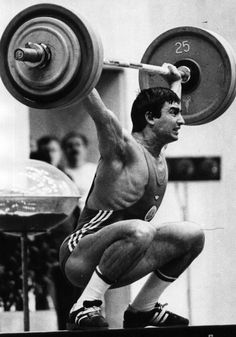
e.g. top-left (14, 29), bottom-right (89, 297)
top-left (99, 128), bottom-right (141, 164)
top-left (119, 131), bottom-right (146, 164)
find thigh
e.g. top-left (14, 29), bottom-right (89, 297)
top-left (64, 219), bottom-right (148, 287)
top-left (113, 220), bottom-right (203, 287)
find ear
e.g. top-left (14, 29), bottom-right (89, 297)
top-left (145, 111), bottom-right (155, 126)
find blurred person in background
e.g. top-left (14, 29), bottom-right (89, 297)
top-left (61, 132), bottom-right (97, 212)
top-left (30, 135), bottom-right (62, 169)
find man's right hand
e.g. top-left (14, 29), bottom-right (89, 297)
top-left (160, 63), bottom-right (182, 99)
top-left (161, 63), bottom-right (182, 84)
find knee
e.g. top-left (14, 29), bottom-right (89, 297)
top-left (125, 220), bottom-right (155, 248)
top-left (181, 222), bottom-right (205, 257)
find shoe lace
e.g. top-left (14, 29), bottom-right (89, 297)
top-left (83, 300), bottom-right (103, 317)
top-left (83, 306), bottom-right (101, 316)
top-left (74, 301), bottom-right (102, 325)
top-left (156, 302), bottom-right (168, 310)
top-left (150, 303), bottom-right (169, 325)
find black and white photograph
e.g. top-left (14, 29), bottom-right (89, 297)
top-left (0, 1), bottom-right (235, 336)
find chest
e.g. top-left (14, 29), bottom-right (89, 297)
top-left (88, 151), bottom-right (167, 210)
top-left (97, 158), bottom-right (148, 197)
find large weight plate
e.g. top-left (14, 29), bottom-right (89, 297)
top-left (195, 30), bottom-right (236, 125)
top-left (0, 4), bottom-right (104, 109)
top-left (7, 17), bottom-right (81, 98)
top-left (139, 26), bottom-right (236, 125)
top-left (66, 19), bottom-right (104, 108)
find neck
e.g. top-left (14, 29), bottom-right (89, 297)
top-left (132, 130), bottom-right (165, 158)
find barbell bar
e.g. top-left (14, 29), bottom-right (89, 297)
top-left (0, 3), bottom-right (236, 125)
top-left (14, 43), bottom-right (191, 83)
top-left (103, 59), bottom-right (191, 83)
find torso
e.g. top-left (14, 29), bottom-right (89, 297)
top-left (75, 138), bottom-right (168, 227)
top-left (87, 141), bottom-right (148, 210)
top-left (67, 138), bottom-right (168, 252)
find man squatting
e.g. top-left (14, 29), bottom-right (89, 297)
top-left (59, 63), bottom-right (205, 329)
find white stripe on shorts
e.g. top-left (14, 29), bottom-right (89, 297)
top-left (68, 210), bottom-right (113, 252)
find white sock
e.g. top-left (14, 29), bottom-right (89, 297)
top-left (71, 266), bottom-right (111, 312)
top-left (130, 270), bottom-right (177, 312)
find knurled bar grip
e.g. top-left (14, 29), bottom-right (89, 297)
top-left (103, 58), bottom-right (191, 82)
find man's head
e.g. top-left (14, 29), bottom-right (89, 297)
top-left (61, 132), bottom-right (88, 168)
top-left (131, 87), bottom-right (184, 144)
top-left (36, 135), bottom-right (62, 167)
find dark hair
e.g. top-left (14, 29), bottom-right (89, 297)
top-left (37, 135), bottom-right (60, 149)
top-left (131, 87), bottom-right (180, 132)
top-left (61, 131), bottom-right (88, 149)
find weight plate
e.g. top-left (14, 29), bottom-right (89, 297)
top-left (139, 26), bottom-right (236, 125)
top-left (8, 17), bottom-right (81, 97)
top-left (66, 17), bottom-right (104, 108)
top-left (81, 28), bottom-right (104, 100)
top-left (0, 4), bottom-right (104, 109)
top-left (193, 30), bottom-right (236, 125)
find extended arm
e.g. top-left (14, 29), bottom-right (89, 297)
top-left (83, 89), bottom-right (127, 160)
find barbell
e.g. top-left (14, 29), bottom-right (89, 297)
top-left (0, 3), bottom-right (236, 125)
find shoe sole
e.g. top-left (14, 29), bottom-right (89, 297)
top-left (67, 323), bottom-right (109, 331)
top-left (123, 324), bottom-right (189, 329)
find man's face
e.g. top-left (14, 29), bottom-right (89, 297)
top-left (41, 140), bottom-right (61, 166)
top-left (153, 101), bottom-right (185, 144)
top-left (64, 136), bottom-right (87, 165)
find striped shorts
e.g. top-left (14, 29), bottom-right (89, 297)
top-left (59, 209), bottom-right (114, 273)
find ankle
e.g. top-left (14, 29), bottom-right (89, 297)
top-left (128, 304), bottom-right (153, 313)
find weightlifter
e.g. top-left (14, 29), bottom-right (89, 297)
top-left (59, 63), bottom-right (205, 330)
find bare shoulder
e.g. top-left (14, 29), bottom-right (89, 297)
top-left (111, 128), bottom-right (146, 165)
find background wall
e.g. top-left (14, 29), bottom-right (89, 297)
top-left (0, 0), bottom-right (236, 328)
